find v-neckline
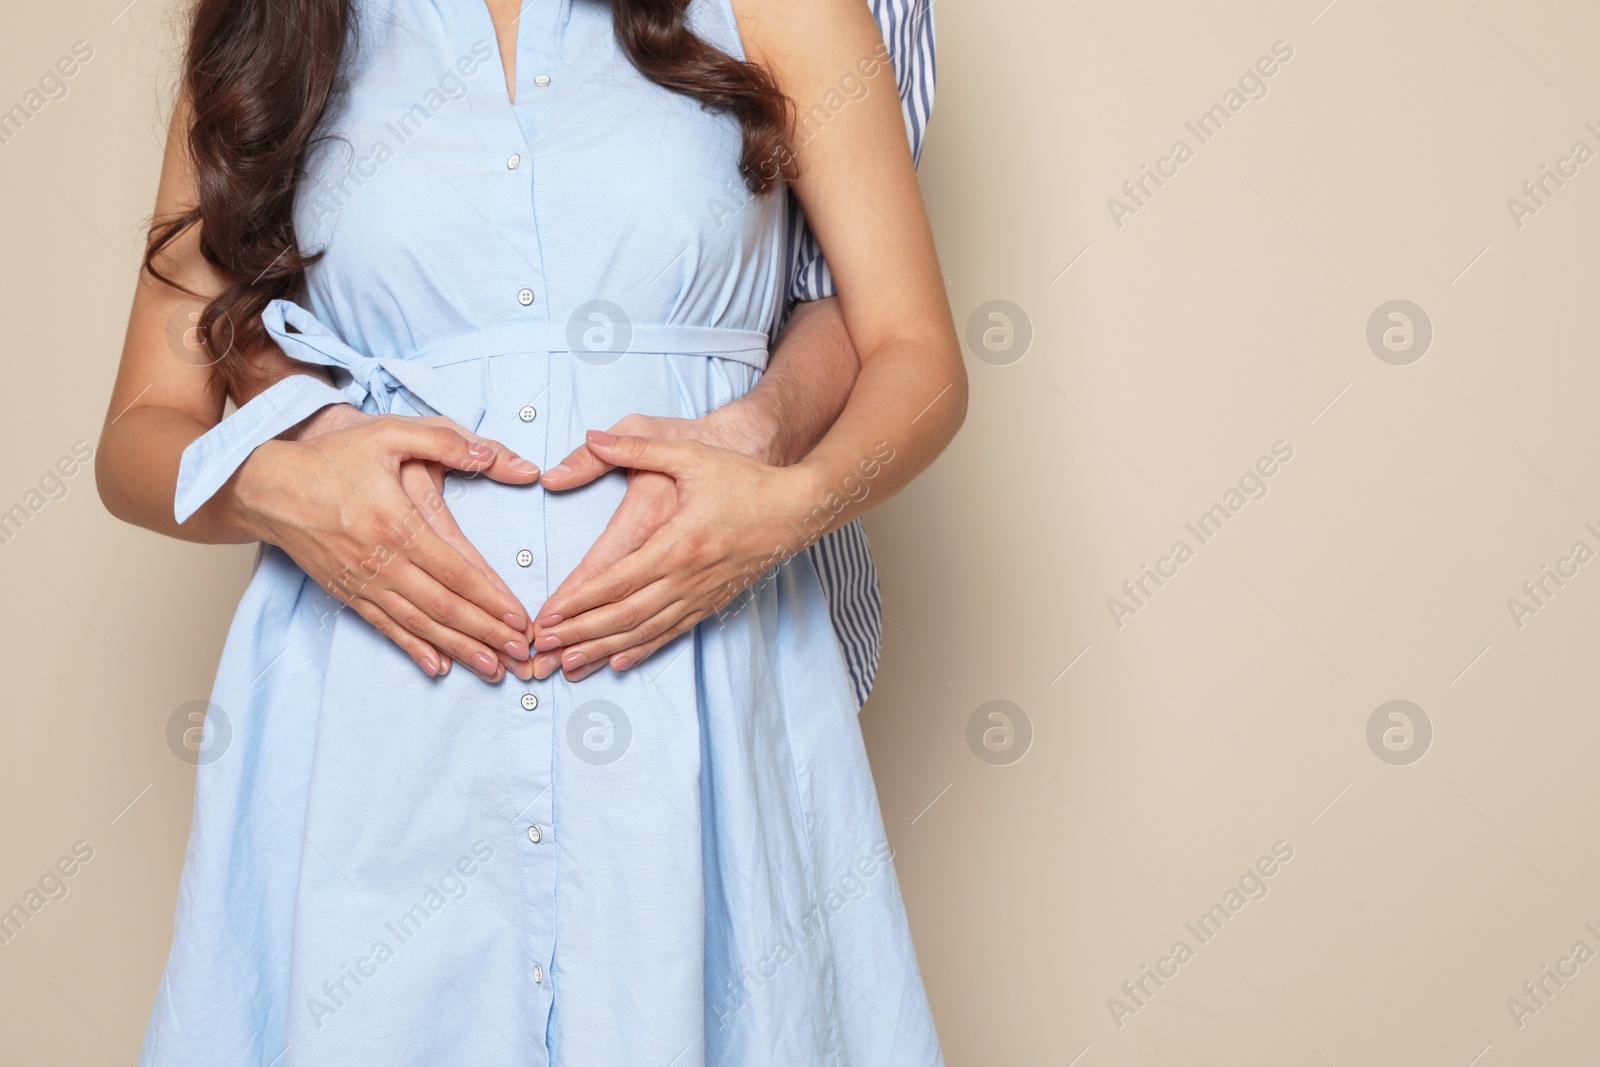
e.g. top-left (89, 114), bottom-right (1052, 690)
top-left (480, 0), bottom-right (523, 106)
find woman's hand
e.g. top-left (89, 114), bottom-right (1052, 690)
top-left (529, 428), bottom-right (828, 680)
top-left (530, 409), bottom-right (780, 681)
top-left (234, 410), bottom-right (541, 682)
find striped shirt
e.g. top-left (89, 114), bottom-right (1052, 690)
top-left (784, 0), bottom-right (936, 709)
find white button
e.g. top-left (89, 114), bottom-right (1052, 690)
top-left (518, 405), bottom-right (537, 423)
top-left (534, 75), bottom-right (551, 87)
top-left (532, 963), bottom-right (544, 984)
top-left (527, 824), bottom-right (542, 843)
top-left (517, 288), bottom-right (535, 306)
top-left (507, 152), bottom-right (522, 169)
top-left (520, 692), bottom-right (539, 711)
top-left (516, 549), bottom-right (533, 568)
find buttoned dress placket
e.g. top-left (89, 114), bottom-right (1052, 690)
top-left (458, 2), bottom-right (560, 1058)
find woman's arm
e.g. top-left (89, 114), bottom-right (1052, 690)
top-left (527, 0), bottom-right (965, 671)
top-left (96, 95), bottom-right (542, 682)
top-left (736, 0), bottom-right (967, 507)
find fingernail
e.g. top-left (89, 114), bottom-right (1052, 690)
top-left (439, 658), bottom-right (452, 675)
top-left (508, 459), bottom-right (540, 476)
top-left (534, 634), bottom-right (563, 652)
top-left (545, 463), bottom-right (572, 480)
top-left (586, 429), bottom-right (616, 446)
top-left (612, 655), bottom-right (630, 670)
top-left (562, 650), bottom-right (589, 669)
top-left (538, 614), bottom-right (564, 628)
top-left (504, 640), bottom-right (529, 660)
top-left (468, 442), bottom-right (493, 459)
top-left (471, 651), bottom-right (498, 675)
top-left (422, 657), bottom-right (439, 676)
top-left (503, 613), bottom-right (528, 631)
top-left (534, 654), bottom-right (556, 679)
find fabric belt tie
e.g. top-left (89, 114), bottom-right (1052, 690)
top-left (173, 299), bottom-right (771, 524)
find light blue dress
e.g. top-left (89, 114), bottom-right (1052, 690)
top-left (145, 1), bottom-right (943, 1065)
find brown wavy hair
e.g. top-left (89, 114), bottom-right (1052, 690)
top-left (145, 0), bottom-right (796, 395)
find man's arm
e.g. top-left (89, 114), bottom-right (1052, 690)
top-left (701, 296), bottom-right (859, 465)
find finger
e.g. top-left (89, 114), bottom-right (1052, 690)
top-left (607, 609), bottom-right (707, 672)
top-left (534, 519), bottom-right (639, 629)
top-left (394, 556), bottom-right (528, 666)
top-left (533, 581), bottom-right (679, 669)
top-left (539, 440), bottom-right (614, 491)
top-left (500, 646), bottom-right (536, 682)
top-left (376, 577), bottom-right (509, 682)
top-left (537, 533), bottom-right (680, 629)
top-left (533, 474), bottom-right (678, 629)
top-left (545, 593), bottom-right (691, 677)
top-left (400, 462), bottom-right (533, 637)
top-left (351, 479), bottom-right (532, 639)
top-left (580, 429), bottom-right (704, 478)
top-left (560, 659), bottom-right (607, 683)
top-left (404, 526), bottom-right (536, 654)
top-left (378, 419), bottom-right (540, 484)
top-left (344, 596), bottom-right (449, 677)
top-left (542, 412), bottom-right (686, 490)
top-left (423, 420), bottom-right (542, 485)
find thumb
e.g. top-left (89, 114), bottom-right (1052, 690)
top-left (580, 429), bottom-right (700, 477)
top-left (385, 421), bottom-right (540, 483)
top-left (540, 439), bottom-right (614, 491)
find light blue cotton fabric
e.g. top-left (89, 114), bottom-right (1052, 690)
top-left (141, 2), bottom-right (943, 1065)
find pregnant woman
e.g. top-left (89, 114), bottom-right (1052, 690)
top-left (96, 0), bottom-right (963, 1063)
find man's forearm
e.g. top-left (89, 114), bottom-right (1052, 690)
top-left (703, 296), bottom-right (861, 466)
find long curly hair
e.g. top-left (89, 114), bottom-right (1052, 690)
top-left (144, 0), bottom-right (796, 395)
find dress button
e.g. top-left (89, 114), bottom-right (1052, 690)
top-left (532, 963), bottom-right (544, 984)
top-left (507, 152), bottom-right (522, 169)
top-left (534, 75), bottom-right (551, 87)
top-left (518, 405), bottom-right (537, 423)
top-left (527, 824), bottom-right (542, 843)
top-left (520, 692), bottom-right (539, 711)
top-left (516, 549), bottom-right (533, 568)
top-left (517, 288), bottom-right (535, 306)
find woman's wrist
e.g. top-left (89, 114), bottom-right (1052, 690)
top-left (776, 458), bottom-right (840, 540)
top-left (221, 404), bottom-right (366, 543)
top-left (225, 437), bottom-right (295, 546)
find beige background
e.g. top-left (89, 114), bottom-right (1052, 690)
top-left (3, 0), bottom-right (1599, 1063)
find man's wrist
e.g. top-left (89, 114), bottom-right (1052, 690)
top-left (281, 402), bottom-right (367, 442)
top-left (699, 398), bottom-right (786, 466)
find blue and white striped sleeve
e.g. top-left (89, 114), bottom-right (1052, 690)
top-left (784, 0), bottom-right (936, 306)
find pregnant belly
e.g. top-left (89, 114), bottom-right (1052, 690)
top-left (428, 349), bottom-right (760, 599)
